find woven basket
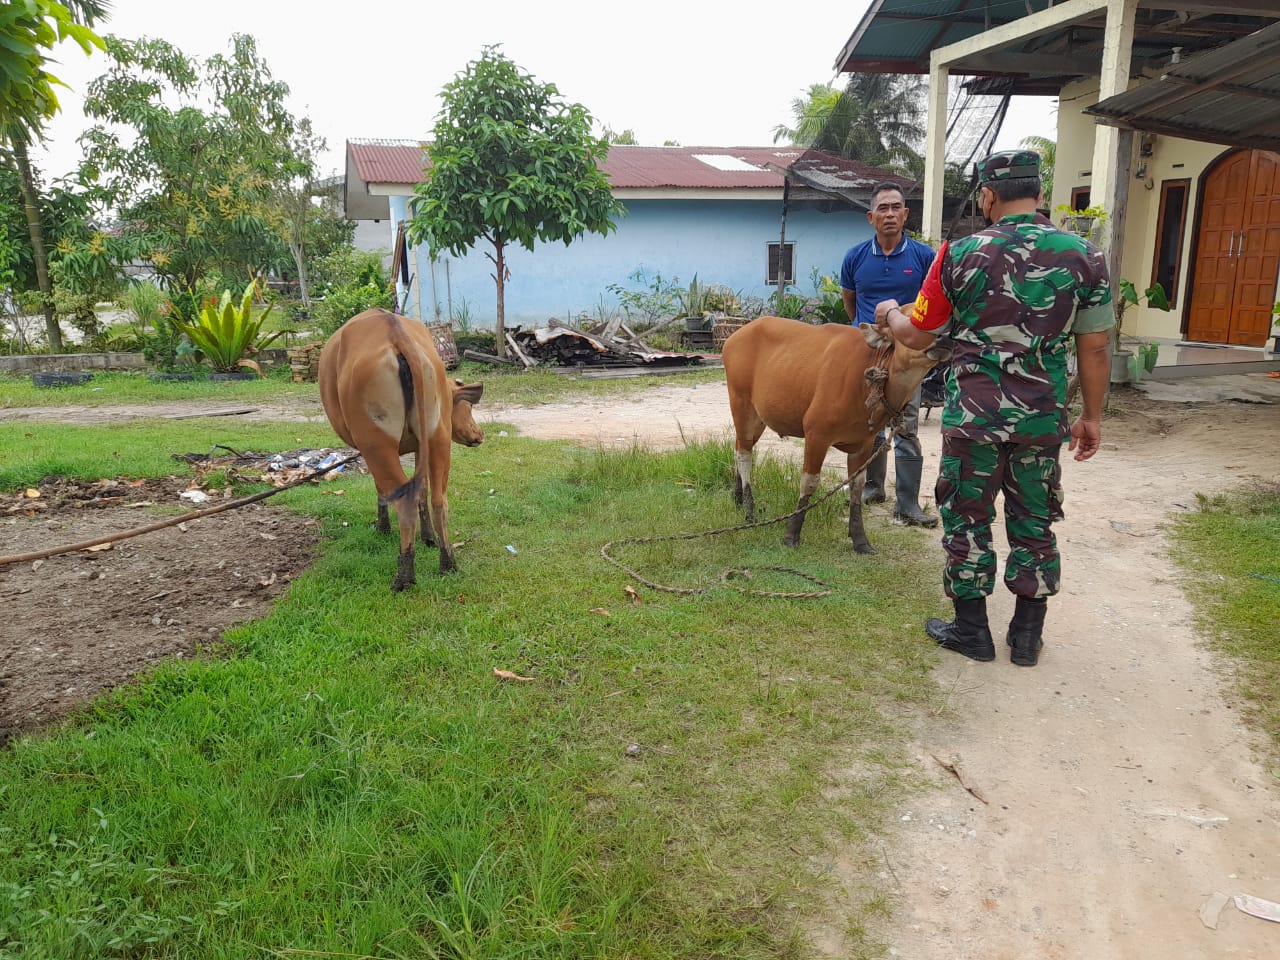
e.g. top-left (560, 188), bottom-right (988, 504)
top-left (427, 322), bottom-right (460, 370)
top-left (712, 318), bottom-right (748, 352)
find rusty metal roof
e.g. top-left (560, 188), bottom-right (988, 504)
top-left (347, 139), bottom-right (429, 186)
top-left (834, 0), bottom-right (1278, 95)
top-left (1084, 21), bottom-right (1280, 152)
top-left (346, 140), bottom-right (914, 195)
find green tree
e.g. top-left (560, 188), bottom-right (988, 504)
top-left (603, 126), bottom-right (637, 144)
top-left (272, 116), bottom-right (329, 310)
top-left (773, 73), bottom-right (925, 173)
top-left (74, 33), bottom-right (296, 297)
top-left (408, 46), bottom-right (623, 357)
top-left (1019, 134), bottom-right (1055, 204)
top-left (1, 0), bottom-right (106, 351)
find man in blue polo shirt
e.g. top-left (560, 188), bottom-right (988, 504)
top-left (839, 181), bottom-right (938, 527)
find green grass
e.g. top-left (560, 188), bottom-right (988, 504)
top-left (0, 420), bottom-right (947, 959)
top-left (0, 362), bottom-right (723, 411)
top-left (1169, 485), bottom-right (1280, 759)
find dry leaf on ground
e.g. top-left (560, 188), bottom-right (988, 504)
top-left (494, 668), bottom-right (536, 683)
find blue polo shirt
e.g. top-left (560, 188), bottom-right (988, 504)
top-left (839, 235), bottom-right (937, 326)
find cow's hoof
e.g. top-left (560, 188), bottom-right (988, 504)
top-left (390, 576), bottom-right (415, 592)
top-left (782, 536), bottom-right (799, 548)
top-left (852, 542), bottom-right (878, 555)
top-left (439, 557), bottom-right (458, 574)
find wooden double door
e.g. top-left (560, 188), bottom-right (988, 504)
top-left (1186, 149), bottom-right (1280, 346)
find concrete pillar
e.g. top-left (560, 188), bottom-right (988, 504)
top-left (1090, 0), bottom-right (1138, 270)
top-left (923, 57), bottom-right (950, 244)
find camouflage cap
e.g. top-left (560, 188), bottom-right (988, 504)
top-left (976, 149), bottom-right (1042, 183)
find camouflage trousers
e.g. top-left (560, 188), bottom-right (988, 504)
top-left (935, 438), bottom-right (1065, 601)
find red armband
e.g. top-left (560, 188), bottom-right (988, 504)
top-left (909, 242), bottom-right (952, 332)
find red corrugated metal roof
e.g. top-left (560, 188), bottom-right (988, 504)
top-left (347, 139), bottom-right (429, 186)
top-left (347, 139), bottom-right (912, 193)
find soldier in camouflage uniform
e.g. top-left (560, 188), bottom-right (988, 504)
top-left (873, 150), bottom-right (1115, 666)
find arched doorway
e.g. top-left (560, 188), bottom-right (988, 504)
top-left (1185, 148), bottom-right (1280, 346)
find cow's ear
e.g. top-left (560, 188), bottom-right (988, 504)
top-left (859, 323), bottom-right (891, 349)
top-left (453, 381), bottom-right (484, 405)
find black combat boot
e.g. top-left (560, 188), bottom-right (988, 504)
top-left (891, 455), bottom-right (939, 528)
top-left (925, 597), bottom-right (995, 662)
top-left (862, 444), bottom-right (887, 504)
top-left (1006, 596), bottom-right (1048, 666)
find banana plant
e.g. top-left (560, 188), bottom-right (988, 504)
top-left (173, 285), bottom-right (284, 376)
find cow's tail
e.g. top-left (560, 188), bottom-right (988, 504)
top-left (384, 312), bottom-right (431, 509)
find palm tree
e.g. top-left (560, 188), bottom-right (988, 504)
top-left (774, 73), bottom-right (925, 174)
top-left (1019, 134), bottom-right (1056, 203)
top-left (0, 1), bottom-right (108, 351)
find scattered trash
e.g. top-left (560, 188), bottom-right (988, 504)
top-left (505, 545), bottom-right (518, 555)
top-left (625, 743), bottom-right (642, 757)
top-left (24, 488), bottom-right (40, 499)
top-left (497, 431), bottom-right (509, 438)
top-left (1233, 892), bottom-right (1280, 923)
top-left (313, 452), bottom-right (345, 472)
top-left (1200, 892), bottom-right (1230, 929)
top-left (82, 543), bottom-right (112, 553)
top-left (179, 489), bottom-right (210, 504)
top-left (494, 667), bottom-right (535, 683)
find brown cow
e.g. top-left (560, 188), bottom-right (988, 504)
top-left (722, 316), bottom-right (951, 554)
top-left (319, 309), bottom-right (484, 591)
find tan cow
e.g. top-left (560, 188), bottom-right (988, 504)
top-left (319, 309), bottom-right (484, 591)
top-left (722, 316), bottom-right (951, 554)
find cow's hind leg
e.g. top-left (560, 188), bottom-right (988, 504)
top-left (357, 433), bottom-right (419, 592)
top-left (734, 448), bottom-right (756, 521)
top-left (416, 456), bottom-right (437, 547)
top-left (730, 407), bottom-right (766, 521)
top-left (376, 501), bottom-right (391, 534)
top-left (424, 436), bottom-right (457, 573)
top-left (846, 451), bottom-right (876, 555)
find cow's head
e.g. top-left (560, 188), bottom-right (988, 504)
top-left (450, 380), bottom-right (484, 447)
top-left (859, 323), bottom-right (953, 368)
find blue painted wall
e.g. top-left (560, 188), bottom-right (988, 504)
top-left (386, 195), bottom-right (874, 327)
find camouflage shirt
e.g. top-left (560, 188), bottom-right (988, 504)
top-left (909, 212), bottom-right (1114, 445)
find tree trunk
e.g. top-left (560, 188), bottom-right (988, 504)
top-left (11, 135), bottom-right (62, 351)
top-left (493, 238), bottom-right (507, 359)
top-left (289, 239), bottom-right (310, 309)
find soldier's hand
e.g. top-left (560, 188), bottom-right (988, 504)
top-left (874, 299), bottom-right (899, 325)
top-left (1068, 417), bottom-right (1102, 461)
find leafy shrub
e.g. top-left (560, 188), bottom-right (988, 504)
top-left (607, 268), bottom-right (682, 324)
top-left (172, 285), bottom-right (286, 374)
top-left (312, 247), bottom-right (395, 336)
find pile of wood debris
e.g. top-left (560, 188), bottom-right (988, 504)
top-left (464, 316), bottom-right (708, 371)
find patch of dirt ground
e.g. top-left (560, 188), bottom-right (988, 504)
top-left (3, 373), bottom-right (1280, 957)
top-left (1, 477), bottom-right (319, 740)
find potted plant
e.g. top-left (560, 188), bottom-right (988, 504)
top-left (1056, 203), bottom-right (1108, 242)
top-left (678, 274), bottom-right (712, 331)
top-left (1112, 280), bottom-right (1170, 384)
top-left (172, 284), bottom-right (287, 379)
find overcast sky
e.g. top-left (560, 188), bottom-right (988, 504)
top-left (32, 0), bottom-right (1057, 181)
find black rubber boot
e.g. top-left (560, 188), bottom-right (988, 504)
top-left (1007, 596), bottom-right (1048, 666)
top-left (925, 597), bottom-right (995, 662)
top-left (891, 455), bottom-right (939, 528)
top-left (862, 443), bottom-right (887, 505)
